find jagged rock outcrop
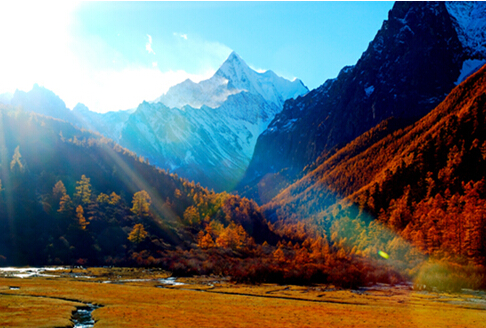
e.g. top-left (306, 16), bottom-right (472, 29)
top-left (239, 1), bottom-right (486, 203)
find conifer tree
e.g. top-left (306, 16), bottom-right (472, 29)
top-left (75, 175), bottom-right (92, 204)
top-left (76, 205), bottom-right (89, 230)
top-left (10, 146), bottom-right (24, 173)
top-left (183, 206), bottom-right (199, 225)
top-left (58, 194), bottom-right (74, 214)
top-left (131, 190), bottom-right (151, 217)
top-left (97, 193), bottom-right (110, 204)
top-left (109, 192), bottom-right (121, 205)
top-left (128, 223), bottom-right (148, 244)
top-left (53, 180), bottom-right (67, 200)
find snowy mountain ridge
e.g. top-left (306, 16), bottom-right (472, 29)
top-left (446, 1), bottom-right (486, 84)
top-left (155, 51), bottom-right (307, 110)
top-left (445, 1), bottom-right (486, 57)
top-left (119, 52), bottom-right (308, 191)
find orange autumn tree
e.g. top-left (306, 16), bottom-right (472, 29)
top-left (75, 175), bottom-right (92, 204)
top-left (128, 223), bottom-right (148, 244)
top-left (131, 191), bottom-right (151, 217)
top-left (76, 205), bottom-right (89, 230)
top-left (215, 222), bottom-right (251, 250)
top-left (52, 180), bottom-right (67, 201)
top-left (197, 230), bottom-right (215, 249)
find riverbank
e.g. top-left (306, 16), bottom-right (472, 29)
top-left (0, 267), bottom-right (485, 327)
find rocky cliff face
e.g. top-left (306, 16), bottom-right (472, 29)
top-left (239, 1), bottom-right (486, 202)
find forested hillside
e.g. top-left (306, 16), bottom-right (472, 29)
top-left (0, 106), bottom-right (270, 266)
top-left (264, 64), bottom-right (486, 285)
top-left (0, 105), bottom-right (404, 287)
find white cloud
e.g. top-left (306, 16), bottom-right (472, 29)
top-left (152, 62), bottom-right (158, 67)
top-left (145, 34), bottom-right (156, 55)
top-left (173, 32), bottom-right (188, 40)
top-left (0, 1), bottom-right (80, 92)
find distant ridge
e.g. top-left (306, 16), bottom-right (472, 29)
top-left (4, 53), bottom-right (308, 192)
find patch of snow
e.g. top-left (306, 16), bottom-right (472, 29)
top-left (399, 25), bottom-right (414, 35)
top-left (281, 118), bottom-right (298, 131)
top-left (446, 2), bottom-right (486, 56)
top-left (103, 279), bottom-right (152, 284)
top-left (340, 65), bottom-right (355, 75)
top-left (396, 17), bottom-right (407, 25)
top-left (455, 59), bottom-right (486, 85)
top-left (364, 85), bottom-right (375, 97)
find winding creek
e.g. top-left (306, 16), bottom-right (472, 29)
top-left (72, 303), bottom-right (99, 328)
top-left (0, 267), bottom-right (101, 327)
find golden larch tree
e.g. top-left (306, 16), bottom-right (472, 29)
top-left (75, 175), bottom-right (92, 204)
top-left (131, 190), bottom-right (151, 217)
top-left (128, 223), bottom-right (148, 244)
top-left (76, 205), bottom-right (89, 230)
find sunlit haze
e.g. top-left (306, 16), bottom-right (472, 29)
top-left (0, 1), bottom-right (393, 113)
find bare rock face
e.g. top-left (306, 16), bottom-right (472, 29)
top-left (239, 1), bottom-right (486, 202)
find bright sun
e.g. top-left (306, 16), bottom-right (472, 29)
top-left (0, 2), bottom-right (79, 93)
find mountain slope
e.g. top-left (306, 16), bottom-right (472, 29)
top-left (0, 104), bottom-right (276, 266)
top-left (240, 1), bottom-right (486, 202)
top-left (1, 85), bottom-right (131, 143)
top-left (119, 52), bottom-right (308, 191)
top-left (6, 53), bottom-right (307, 192)
top-left (0, 104), bottom-right (406, 287)
top-left (72, 103), bottom-right (133, 142)
top-left (9, 84), bottom-right (80, 124)
top-left (265, 62), bottom-right (486, 265)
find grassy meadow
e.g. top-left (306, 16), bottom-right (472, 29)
top-left (0, 268), bottom-right (485, 327)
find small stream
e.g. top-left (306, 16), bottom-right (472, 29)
top-left (72, 303), bottom-right (99, 328)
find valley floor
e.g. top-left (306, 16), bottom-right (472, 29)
top-left (0, 267), bottom-right (485, 327)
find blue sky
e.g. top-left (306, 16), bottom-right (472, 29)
top-left (0, 1), bottom-right (393, 113)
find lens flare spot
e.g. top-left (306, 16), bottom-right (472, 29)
top-left (378, 250), bottom-right (389, 259)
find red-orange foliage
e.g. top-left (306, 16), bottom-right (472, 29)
top-left (263, 64), bottom-right (486, 270)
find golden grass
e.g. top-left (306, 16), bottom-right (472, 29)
top-left (0, 292), bottom-right (82, 327)
top-left (0, 270), bottom-right (485, 328)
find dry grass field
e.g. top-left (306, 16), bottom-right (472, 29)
top-left (0, 268), bottom-right (485, 327)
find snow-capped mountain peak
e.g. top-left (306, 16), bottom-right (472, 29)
top-left (155, 51), bottom-right (308, 110)
top-left (214, 51), bottom-right (252, 86)
top-left (214, 51), bottom-right (308, 107)
top-left (122, 52), bottom-right (308, 191)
